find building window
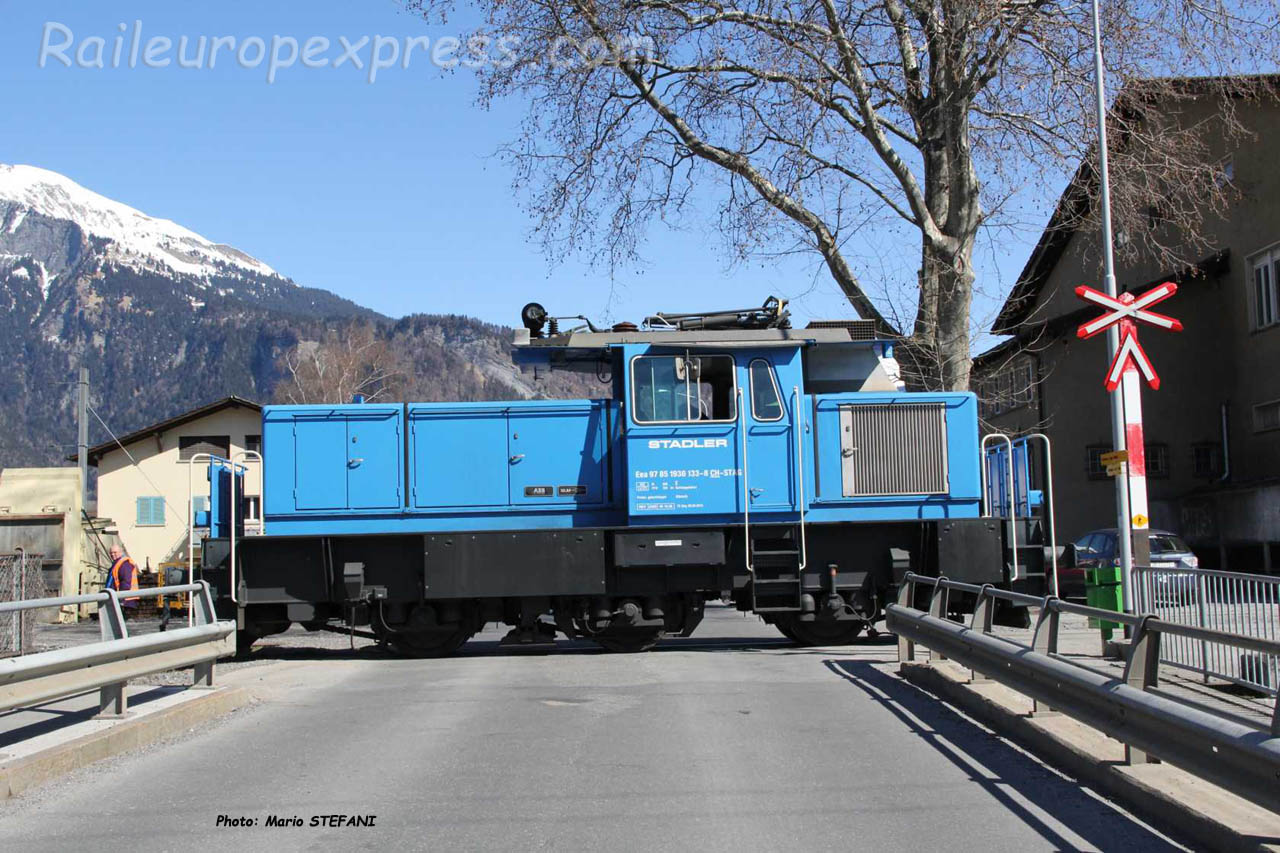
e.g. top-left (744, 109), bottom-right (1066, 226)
top-left (244, 434), bottom-right (262, 454)
top-left (243, 495), bottom-right (262, 522)
top-left (1013, 361), bottom-right (1035, 407)
top-left (1145, 443), bottom-right (1169, 479)
top-left (1249, 246), bottom-right (1279, 330)
top-left (1086, 445), bottom-right (1109, 480)
top-left (136, 496), bottom-right (166, 526)
top-left (192, 496), bottom-right (209, 514)
top-left (178, 435), bottom-right (231, 461)
top-left (977, 359), bottom-right (1036, 419)
top-left (1192, 443), bottom-right (1223, 479)
top-left (1255, 400), bottom-right (1280, 433)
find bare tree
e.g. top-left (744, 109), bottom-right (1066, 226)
top-left (412, 0), bottom-right (1275, 390)
top-left (273, 323), bottom-right (406, 405)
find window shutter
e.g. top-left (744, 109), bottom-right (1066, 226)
top-left (136, 496), bottom-right (166, 525)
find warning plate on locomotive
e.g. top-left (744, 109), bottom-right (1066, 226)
top-left (557, 485), bottom-right (587, 496)
top-left (524, 485), bottom-right (554, 497)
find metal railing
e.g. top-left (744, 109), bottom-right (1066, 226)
top-left (1133, 565), bottom-right (1279, 695)
top-left (1, 551), bottom-right (45, 655)
top-left (0, 582), bottom-right (234, 717)
top-left (980, 434), bottom-right (1018, 579)
top-left (887, 573), bottom-right (1280, 814)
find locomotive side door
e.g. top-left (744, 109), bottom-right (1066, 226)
top-left (742, 349), bottom-right (802, 512)
top-left (507, 402), bottom-right (609, 507)
top-left (624, 347), bottom-right (741, 518)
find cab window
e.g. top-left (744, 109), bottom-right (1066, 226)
top-left (632, 354), bottom-right (736, 423)
top-left (749, 359), bottom-right (784, 422)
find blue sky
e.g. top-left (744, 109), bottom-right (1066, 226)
top-left (0, 0), bottom-right (1036, 339)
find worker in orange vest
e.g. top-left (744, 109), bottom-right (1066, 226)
top-left (106, 544), bottom-right (140, 618)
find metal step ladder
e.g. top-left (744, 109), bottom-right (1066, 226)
top-left (739, 384), bottom-right (810, 613)
top-left (750, 526), bottom-right (805, 612)
top-left (982, 433), bottom-right (1060, 596)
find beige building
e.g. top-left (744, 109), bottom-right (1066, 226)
top-left (85, 397), bottom-right (263, 572)
top-left (976, 80), bottom-right (1280, 572)
top-left (0, 467), bottom-right (116, 619)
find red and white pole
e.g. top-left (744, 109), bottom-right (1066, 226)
top-left (1119, 322), bottom-right (1151, 611)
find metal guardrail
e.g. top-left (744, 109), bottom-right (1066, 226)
top-left (0, 582), bottom-right (234, 717)
top-left (1133, 565), bottom-right (1279, 695)
top-left (886, 573), bottom-right (1280, 814)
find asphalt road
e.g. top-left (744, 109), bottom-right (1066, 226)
top-left (1, 606), bottom-right (1189, 852)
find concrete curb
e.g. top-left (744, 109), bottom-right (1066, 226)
top-left (899, 660), bottom-right (1280, 853)
top-left (0, 686), bottom-right (253, 800)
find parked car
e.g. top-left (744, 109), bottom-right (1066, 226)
top-left (1059, 528), bottom-right (1199, 600)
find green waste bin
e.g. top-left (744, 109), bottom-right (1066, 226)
top-left (1084, 565), bottom-right (1124, 640)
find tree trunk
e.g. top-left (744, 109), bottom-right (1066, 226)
top-left (910, 237), bottom-right (974, 392)
top-left (911, 88), bottom-right (980, 393)
top-left (934, 240), bottom-right (974, 392)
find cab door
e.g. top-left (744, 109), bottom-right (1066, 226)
top-left (743, 352), bottom-right (801, 511)
top-left (624, 348), bottom-right (741, 518)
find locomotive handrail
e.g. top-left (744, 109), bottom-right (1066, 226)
top-left (187, 454), bottom-right (251, 618)
top-left (184, 452), bottom-right (221, 626)
top-left (737, 387), bottom-right (753, 575)
top-left (230, 450), bottom-right (264, 613)
top-left (889, 572), bottom-right (1280, 812)
top-left (792, 385), bottom-right (807, 573)
top-left (980, 433), bottom-right (1019, 581)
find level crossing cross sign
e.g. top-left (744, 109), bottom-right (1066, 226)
top-left (1075, 282), bottom-right (1183, 391)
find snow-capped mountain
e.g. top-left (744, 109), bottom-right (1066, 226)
top-left (0, 165), bottom-right (594, 471)
top-left (0, 164), bottom-right (278, 283)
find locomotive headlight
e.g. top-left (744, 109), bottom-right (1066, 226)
top-left (521, 302), bottom-right (548, 336)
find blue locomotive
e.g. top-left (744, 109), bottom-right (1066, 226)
top-left (202, 298), bottom-right (1040, 655)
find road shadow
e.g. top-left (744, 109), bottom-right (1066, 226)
top-left (0, 686), bottom-right (183, 749)
top-left (238, 632), bottom-right (897, 660)
top-left (824, 660), bottom-right (1191, 853)
top-left (235, 625), bottom-right (897, 661)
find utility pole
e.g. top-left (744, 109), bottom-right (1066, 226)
top-left (1090, 0), bottom-right (1149, 617)
top-left (77, 366), bottom-right (89, 508)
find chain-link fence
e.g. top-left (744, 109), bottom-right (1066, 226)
top-left (1, 552), bottom-right (45, 655)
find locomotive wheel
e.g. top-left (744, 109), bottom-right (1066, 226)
top-left (388, 625), bottom-right (475, 658)
top-left (593, 629), bottom-right (663, 653)
top-left (772, 616), bottom-right (866, 647)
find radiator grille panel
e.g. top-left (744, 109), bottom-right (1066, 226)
top-left (804, 319), bottom-right (878, 341)
top-left (839, 403), bottom-right (949, 496)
